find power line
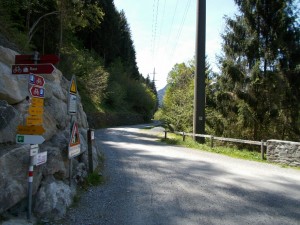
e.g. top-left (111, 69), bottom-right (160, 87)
top-left (165, 0), bottom-right (179, 46)
top-left (169, 0), bottom-right (192, 60)
top-left (152, 0), bottom-right (160, 61)
top-left (156, 0), bottom-right (167, 49)
top-left (150, 0), bottom-right (157, 62)
top-left (151, 0), bottom-right (159, 61)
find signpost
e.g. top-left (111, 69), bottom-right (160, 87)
top-left (67, 75), bottom-right (79, 186)
top-left (31, 98), bottom-right (44, 107)
top-left (28, 106), bottom-right (44, 116)
top-left (69, 76), bottom-right (77, 94)
top-left (26, 116), bottom-right (43, 125)
top-left (15, 54), bottom-right (60, 65)
top-left (30, 145), bottom-right (39, 156)
top-left (33, 151), bottom-right (47, 166)
top-left (68, 122), bottom-right (81, 159)
top-left (16, 134), bottom-right (45, 144)
top-left (68, 94), bottom-right (77, 114)
top-left (13, 52), bottom-right (51, 222)
top-left (29, 74), bottom-right (45, 86)
top-left (17, 125), bottom-right (45, 135)
top-left (29, 86), bottom-right (45, 98)
top-left (12, 64), bottom-right (55, 75)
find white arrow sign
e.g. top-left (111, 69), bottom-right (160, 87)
top-left (16, 134), bottom-right (45, 144)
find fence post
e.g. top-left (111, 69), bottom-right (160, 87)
top-left (261, 140), bottom-right (265, 160)
top-left (210, 135), bottom-right (214, 148)
top-left (164, 130), bottom-right (167, 139)
top-left (87, 128), bottom-right (95, 173)
top-left (183, 132), bottom-right (186, 141)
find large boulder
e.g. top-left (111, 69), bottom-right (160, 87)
top-left (0, 100), bottom-right (22, 143)
top-left (0, 145), bottom-right (43, 212)
top-left (34, 177), bottom-right (75, 220)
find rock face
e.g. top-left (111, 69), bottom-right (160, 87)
top-left (0, 46), bottom-right (101, 219)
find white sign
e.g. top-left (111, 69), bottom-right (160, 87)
top-left (30, 145), bottom-right (39, 156)
top-left (91, 130), bottom-right (95, 140)
top-left (68, 145), bottom-right (81, 159)
top-left (68, 94), bottom-right (77, 114)
top-left (16, 134), bottom-right (45, 144)
top-left (34, 151), bottom-right (47, 166)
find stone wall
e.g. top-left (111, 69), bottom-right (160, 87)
top-left (267, 140), bottom-right (300, 167)
top-left (0, 45), bottom-right (101, 219)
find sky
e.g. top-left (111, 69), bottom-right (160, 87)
top-left (114, 0), bottom-right (238, 90)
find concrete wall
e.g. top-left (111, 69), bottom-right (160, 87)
top-left (267, 140), bottom-right (300, 167)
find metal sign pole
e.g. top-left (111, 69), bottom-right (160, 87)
top-left (27, 145), bottom-right (35, 221)
top-left (69, 115), bottom-right (73, 187)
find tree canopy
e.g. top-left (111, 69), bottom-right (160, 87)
top-left (0, 0), bottom-right (158, 122)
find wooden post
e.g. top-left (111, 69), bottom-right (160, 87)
top-left (261, 140), bottom-right (265, 160)
top-left (164, 130), bottom-right (167, 139)
top-left (183, 132), bottom-right (186, 141)
top-left (87, 129), bottom-right (94, 173)
top-left (210, 135), bottom-right (214, 148)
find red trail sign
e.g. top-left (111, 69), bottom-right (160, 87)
top-left (15, 54), bottom-right (60, 65)
top-left (29, 74), bottom-right (45, 86)
top-left (29, 86), bottom-right (45, 98)
top-left (12, 64), bottom-right (55, 75)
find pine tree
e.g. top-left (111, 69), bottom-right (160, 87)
top-left (216, 0), bottom-right (300, 140)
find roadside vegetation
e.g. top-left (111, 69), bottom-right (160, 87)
top-left (162, 133), bottom-right (263, 162)
top-left (155, 0), bottom-right (300, 142)
top-left (160, 132), bottom-right (300, 170)
top-left (0, 0), bottom-right (158, 125)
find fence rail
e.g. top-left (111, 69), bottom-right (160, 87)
top-left (165, 130), bottom-right (266, 160)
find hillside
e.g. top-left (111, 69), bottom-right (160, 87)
top-left (0, 0), bottom-right (157, 127)
top-left (157, 85), bottom-right (167, 107)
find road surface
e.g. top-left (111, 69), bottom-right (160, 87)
top-left (64, 125), bottom-right (300, 225)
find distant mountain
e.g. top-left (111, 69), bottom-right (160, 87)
top-left (157, 85), bottom-right (168, 107)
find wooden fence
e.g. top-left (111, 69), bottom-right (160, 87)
top-left (164, 130), bottom-right (266, 160)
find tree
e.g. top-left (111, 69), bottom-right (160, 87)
top-left (216, 0), bottom-right (300, 140)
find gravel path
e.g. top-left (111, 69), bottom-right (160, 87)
top-left (60, 124), bottom-right (300, 225)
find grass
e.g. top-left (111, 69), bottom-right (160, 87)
top-left (161, 133), bottom-right (264, 162)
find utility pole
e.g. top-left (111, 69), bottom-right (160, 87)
top-left (193, 0), bottom-right (206, 143)
top-left (151, 67), bottom-right (156, 83)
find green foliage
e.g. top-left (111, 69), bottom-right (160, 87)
top-left (209, 0), bottom-right (300, 141)
top-left (155, 62), bottom-right (194, 131)
top-left (86, 172), bottom-right (105, 186)
top-left (0, 0), bottom-right (162, 123)
top-left (155, 60), bottom-right (210, 132)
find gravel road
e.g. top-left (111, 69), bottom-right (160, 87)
top-left (62, 124), bottom-right (300, 225)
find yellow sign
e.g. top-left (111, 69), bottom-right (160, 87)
top-left (31, 98), bottom-right (44, 107)
top-left (26, 115), bottom-right (43, 125)
top-left (17, 125), bottom-right (45, 135)
top-left (70, 76), bottom-right (77, 94)
top-left (28, 106), bottom-right (44, 115)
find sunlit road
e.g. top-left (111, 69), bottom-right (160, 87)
top-left (66, 125), bottom-right (300, 225)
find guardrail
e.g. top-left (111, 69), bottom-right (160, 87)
top-left (164, 130), bottom-right (266, 160)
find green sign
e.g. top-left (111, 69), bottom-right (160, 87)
top-left (17, 135), bottom-right (24, 143)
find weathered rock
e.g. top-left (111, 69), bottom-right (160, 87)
top-left (0, 145), bottom-right (42, 212)
top-left (0, 100), bottom-right (22, 143)
top-left (0, 45), bottom-right (17, 65)
top-left (33, 177), bottom-right (75, 220)
top-left (73, 162), bottom-right (88, 184)
top-left (0, 62), bottom-right (29, 104)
